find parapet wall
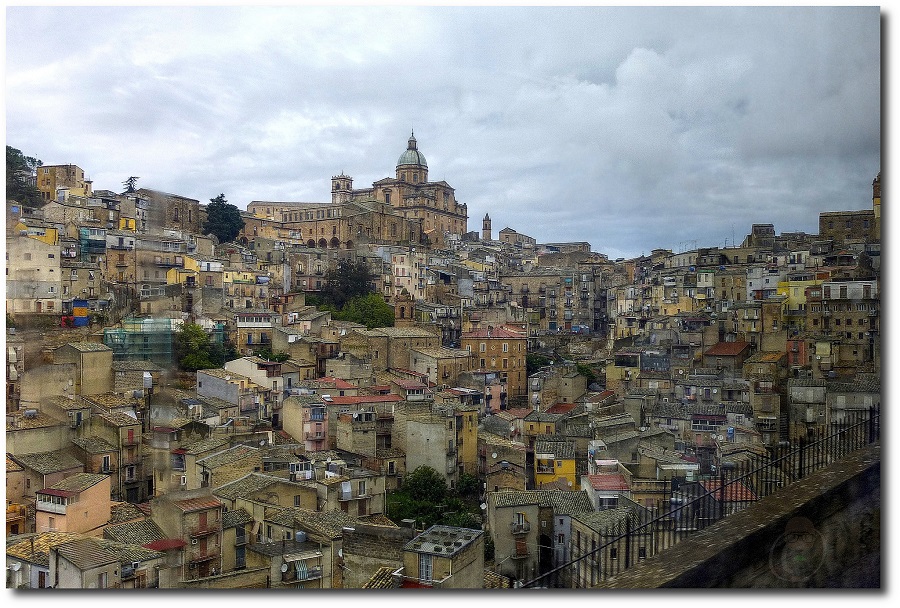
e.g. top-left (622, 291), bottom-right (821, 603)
top-left (598, 443), bottom-right (880, 588)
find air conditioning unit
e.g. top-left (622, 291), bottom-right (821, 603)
top-left (131, 561), bottom-right (140, 570)
top-left (180, 475), bottom-right (187, 486)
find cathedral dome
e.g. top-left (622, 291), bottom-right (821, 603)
top-left (397, 132), bottom-right (428, 168)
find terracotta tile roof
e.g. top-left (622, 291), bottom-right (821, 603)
top-left (172, 496), bottom-right (223, 513)
top-left (182, 435), bottom-right (231, 455)
top-left (483, 569), bottom-right (513, 588)
top-left (700, 479), bottom-right (758, 502)
top-left (571, 507), bottom-right (637, 536)
top-left (703, 341), bottom-right (751, 357)
top-left (142, 538), bottom-right (186, 551)
top-left (54, 538), bottom-right (120, 570)
top-left (7, 532), bottom-right (86, 566)
top-left (96, 410), bottom-right (142, 427)
top-left (362, 566), bottom-right (399, 589)
top-left (266, 507), bottom-right (364, 539)
top-left (586, 474), bottom-right (630, 492)
top-left (546, 402), bottom-right (578, 414)
top-left (103, 519), bottom-right (165, 545)
top-left (11, 451), bottom-right (84, 475)
top-left (223, 508), bottom-right (254, 529)
top-left (44, 473), bottom-right (108, 493)
top-left (108, 501), bottom-right (151, 525)
top-left (196, 444), bottom-right (260, 469)
top-left (213, 473), bottom-right (287, 501)
top-left (72, 435), bottom-right (117, 454)
top-left (489, 490), bottom-right (594, 515)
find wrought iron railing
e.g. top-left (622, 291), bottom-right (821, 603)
top-left (518, 407), bottom-right (880, 588)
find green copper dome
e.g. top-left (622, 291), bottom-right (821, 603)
top-left (397, 132), bottom-right (428, 168)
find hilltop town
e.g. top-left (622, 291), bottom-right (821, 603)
top-left (5, 136), bottom-right (881, 589)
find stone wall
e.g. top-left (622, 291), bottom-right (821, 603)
top-left (341, 523), bottom-right (416, 588)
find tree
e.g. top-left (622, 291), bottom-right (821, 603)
top-left (526, 353), bottom-right (553, 376)
top-left (6, 145), bottom-right (43, 208)
top-left (332, 293), bottom-right (394, 329)
top-left (320, 258), bottom-right (375, 310)
top-left (122, 176), bottom-right (140, 193)
top-left (401, 466), bottom-right (447, 504)
top-left (174, 323), bottom-right (225, 372)
top-left (576, 362), bottom-right (597, 386)
top-left (203, 193), bottom-right (245, 244)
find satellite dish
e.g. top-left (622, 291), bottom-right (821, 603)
top-left (281, 563), bottom-right (289, 573)
top-left (338, 549), bottom-right (343, 558)
top-left (480, 503), bottom-right (487, 510)
top-left (491, 452), bottom-right (498, 459)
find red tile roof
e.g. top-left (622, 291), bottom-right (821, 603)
top-left (143, 538), bottom-right (186, 551)
top-left (586, 474), bottom-right (630, 492)
top-left (324, 395), bottom-right (402, 405)
top-left (703, 341), bottom-right (751, 357)
top-left (701, 480), bottom-right (758, 502)
top-left (546, 402), bottom-right (578, 414)
top-left (172, 496), bottom-right (223, 512)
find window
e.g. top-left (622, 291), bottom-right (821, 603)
top-left (294, 495), bottom-right (302, 507)
top-left (418, 553), bottom-right (432, 582)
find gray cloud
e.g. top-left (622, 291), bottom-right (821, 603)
top-left (6, 5), bottom-right (880, 259)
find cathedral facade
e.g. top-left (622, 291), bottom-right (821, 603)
top-left (245, 133), bottom-right (468, 250)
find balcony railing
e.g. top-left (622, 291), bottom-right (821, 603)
top-left (509, 522), bottom-right (531, 534)
top-left (189, 522), bottom-right (222, 537)
top-left (520, 407), bottom-right (880, 588)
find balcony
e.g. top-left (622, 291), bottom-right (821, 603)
top-left (283, 564), bottom-right (323, 583)
top-left (305, 431), bottom-right (325, 440)
top-left (509, 522), bottom-right (531, 534)
top-left (189, 522), bottom-right (222, 537)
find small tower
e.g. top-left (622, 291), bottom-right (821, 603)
top-left (332, 173), bottom-right (353, 204)
top-left (873, 171), bottom-right (881, 237)
top-left (482, 213), bottom-right (492, 241)
top-left (394, 289), bottom-right (415, 327)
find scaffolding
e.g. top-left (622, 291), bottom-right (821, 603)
top-left (104, 317), bottom-right (180, 366)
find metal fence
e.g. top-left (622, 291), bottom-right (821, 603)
top-left (519, 407), bottom-right (880, 588)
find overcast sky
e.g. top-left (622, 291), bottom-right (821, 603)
top-left (5, 5), bottom-right (882, 260)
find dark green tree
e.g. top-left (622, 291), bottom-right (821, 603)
top-left (122, 176), bottom-right (140, 193)
top-left (174, 323), bottom-right (225, 372)
top-left (6, 146), bottom-right (43, 208)
top-left (333, 293), bottom-right (394, 329)
top-left (576, 362), bottom-right (597, 386)
top-left (526, 353), bottom-right (553, 376)
top-left (401, 466), bottom-right (447, 504)
top-left (202, 193), bottom-right (245, 244)
top-left (320, 258), bottom-right (375, 310)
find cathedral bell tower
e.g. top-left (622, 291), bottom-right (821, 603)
top-left (482, 213), bottom-right (492, 241)
top-left (332, 173), bottom-right (353, 204)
